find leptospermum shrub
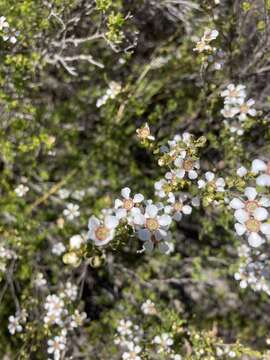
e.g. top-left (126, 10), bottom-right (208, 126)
top-left (0, 0), bottom-right (270, 359)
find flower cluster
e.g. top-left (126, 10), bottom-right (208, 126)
top-left (96, 81), bottom-right (122, 107)
top-left (221, 83), bottom-right (257, 136)
top-left (115, 319), bottom-right (143, 359)
top-left (193, 29), bottom-right (219, 53)
top-left (8, 309), bottom-right (28, 335)
top-left (0, 244), bottom-right (17, 274)
top-left (14, 183), bottom-right (29, 197)
top-left (115, 301), bottom-right (182, 360)
top-left (234, 246), bottom-right (270, 296)
top-left (230, 160), bottom-right (270, 295)
top-left (0, 16), bottom-right (18, 43)
top-left (43, 283), bottom-right (87, 360)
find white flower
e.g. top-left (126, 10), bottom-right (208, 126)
top-left (230, 187), bottom-right (270, 214)
top-left (44, 294), bottom-right (64, 317)
top-left (252, 159), bottom-right (270, 187)
top-left (0, 16), bottom-right (9, 30)
top-left (52, 242), bottom-right (66, 256)
top-left (237, 166), bottom-right (247, 177)
top-left (232, 206), bottom-right (270, 248)
top-left (115, 187), bottom-right (144, 221)
top-left (63, 282), bottom-right (78, 301)
top-left (141, 299), bottom-right (156, 315)
top-left (235, 98), bottom-right (257, 121)
top-left (69, 309), bottom-right (87, 328)
top-left (198, 171), bottom-right (225, 192)
top-left (203, 29), bottom-right (219, 42)
top-left (153, 333), bottom-right (174, 353)
top-left (164, 193), bottom-right (192, 221)
top-left (58, 188), bottom-right (70, 199)
top-left (136, 123), bottom-right (155, 141)
top-left (14, 184), bottom-right (29, 197)
top-left (221, 84), bottom-right (246, 104)
top-left (34, 272), bottom-right (47, 288)
top-left (154, 179), bottom-right (171, 198)
top-left (171, 355), bottom-right (182, 360)
top-left (174, 157), bottom-right (200, 180)
top-left (88, 215), bottom-right (119, 246)
top-left (47, 336), bottom-right (66, 360)
top-left (8, 315), bottom-right (22, 334)
top-left (122, 342), bottom-right (142, 360)
top-left (117, 319), bottom-right (133, 336)
top-left (221, 105), bottom-right (239, 118)
top-left (193, 29), bottom-right (219, 53)
top-left (134, 204), bottom-right (172, 252)
top-left (63, 203), bottom-right (80, 220)
top-left (69, 234), bottom-right (85, 249)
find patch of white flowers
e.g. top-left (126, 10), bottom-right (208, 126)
top-left (43, 283), bottom-right (86, 360)
top-left (231, 159), bottom-right (270, 296)
top-left (221, 83), bottom-right (257, 136)
top-left (96, 81), bottom-right (122, 108)
top-left (0, 245), bottom-right (17, 274)
top-left (115, 301), bottom-right (182, 360)
top-left (0, 15), bottom-right (18, 44)
top-left (193, 29), bottom-right (219, 53)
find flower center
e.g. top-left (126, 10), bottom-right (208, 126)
top-left (138, 127), bottom-right (150, 139)
top-left (245, 219), bottom-right (260, 233)
top-left (229, 89), bottom-right (238, 98)
top-left (183, 160), bottom-right (194, 171)
top-left (95, 226), bottom-right (110, 241)
top-left (174, 202), bottom-right (183, 212)
top-left (146, 218), bottom-right (159, 231)
top-left (240, 104), bottom-right (249, 113)
top-left (245, 200), bottom-right (259, 213)
top-left (123, 198), bottom-right (134, 210)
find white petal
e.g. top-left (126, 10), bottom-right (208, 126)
top-left (114, 199), bottom-right (123, 209)
top-left (115, 208), bottom-right (127, 219)
top-left (205, 171), bottom-right (215, 182)
top-left (237, 166), bottom-right (247, 177)
top-left (244, 187), bottom-right (257, 200)
top-left (146, 204), bottom-right (158, 218)
top-left (188, 170), bottom-right (198, 179)
top-left (234, 209), bottom-right (249, 223)
top-left (133, 213), bottom-right (145, 226)
top-left (261, 223), bottom-right (270, 235)
top-left (235, 223), bottom-right (246, 236)
top-left (158, 214), bottom-right (172, 227)
top-left (252, 159), bottom-right (266, 174)
top-left (248, 233), bottom-right (264, 248)
top-left (182, 205), bottom-right (192, 215)
top-left (175, 169), bottom-right (185, 179)
top-left (173, 212), bottom-right (182, 221)
top-left (248, 109), bottom-right (256, 117)
top-left (198, 180), bottom-right (206, 188)
top-left (256, 174), bottom-right (270, 187)
top-left (259, 197), bottom-right (270, 207)
top-left (143, 240), bottom-right (154, 253)
top-left (104, 215), bottom-right (119, 229)
top-left (133, 193), bottom-right (144, 203)
top-left (216, 178), bottom-right (225, 187)
top-left (121, 187), bottom-right (131, 199)
top-left (158, 242), bottom-right (170, 254)
top-left (88, 216), bottom-right (99, 230)
top-left (174, 158), bottom-right (183, 167)
top-left (164, 205), bottom-right (173, 214)
top-left (254, 207), bottom-right (268, 221)
top-left (137, 229), bottom-right (151, 241)
top-left (230, 198), bottom-right (244, 210)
